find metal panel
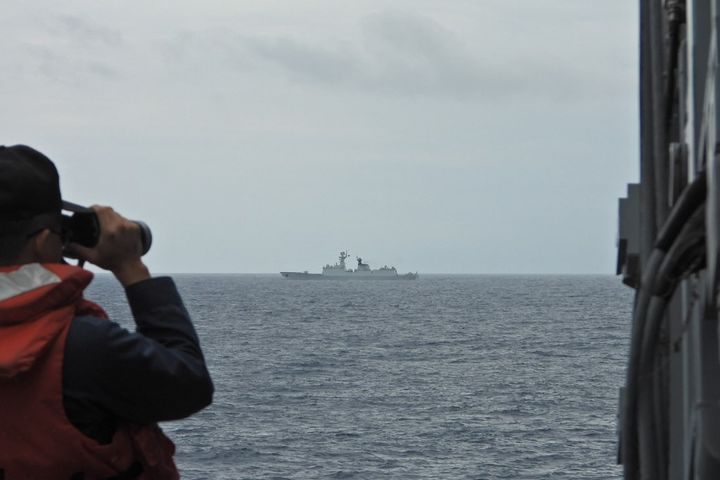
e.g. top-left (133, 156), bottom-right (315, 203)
top-left (706, 3), bottom-right (720, 308)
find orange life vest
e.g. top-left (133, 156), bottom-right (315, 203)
top-left (0, 263), bottom-right (179, 480)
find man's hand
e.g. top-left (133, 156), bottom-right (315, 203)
top-left (65, 205), bottom-right (151, 287)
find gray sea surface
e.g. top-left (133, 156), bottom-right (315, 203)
top-left (86, 274), bottom-right (632, 479)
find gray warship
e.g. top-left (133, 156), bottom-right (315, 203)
top-left (281, 251), bottom-right (418, 280)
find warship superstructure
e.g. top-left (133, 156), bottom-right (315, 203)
top-left (281, 251), bottom-right (418, 280)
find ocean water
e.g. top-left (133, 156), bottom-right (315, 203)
top-left (87, 274), bottom-right (633, 479)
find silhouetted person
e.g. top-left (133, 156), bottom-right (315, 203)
top-left (0, 145), bottom-right (213, 479)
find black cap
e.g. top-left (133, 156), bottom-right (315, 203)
top-left (0, 145), bottom-right (84, 236)
top-left (0, 145), bottom-right (62, 221)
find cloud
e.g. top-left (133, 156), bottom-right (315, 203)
top-left (160, 9), bottom-right (632, 105)
top-left (358, 11), bottom-right (505, 95)
top-left (244, 37), bottom-right (361, 85)
top-left (236, 11), bottom-right (506, 97)
top-left (3, 15), bottom-right (124, 84)
top-left (52, 15), bottom-right (124, 47)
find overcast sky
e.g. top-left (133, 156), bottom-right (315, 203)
top-left (2, 1), bottom-right (638, 274)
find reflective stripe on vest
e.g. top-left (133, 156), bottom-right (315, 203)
top-left (0, 263), bottom-right (60, 302)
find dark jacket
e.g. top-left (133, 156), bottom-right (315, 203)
top-left (63, 275), bottom-right (214, 443)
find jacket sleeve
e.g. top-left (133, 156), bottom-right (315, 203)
top-left (63, 277), bottom-right (214, 427)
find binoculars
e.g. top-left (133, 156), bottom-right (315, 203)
top-left (61, 202), bottom-right (152, 256)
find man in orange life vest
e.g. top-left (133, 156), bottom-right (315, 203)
top-left (0, 145), bottom-right (213, 479)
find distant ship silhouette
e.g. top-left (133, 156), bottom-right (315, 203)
top-left (281, 251), bottom-right (418, 280)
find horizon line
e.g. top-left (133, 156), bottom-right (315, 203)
top-left (91, 271), bottom-right (620, 276)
